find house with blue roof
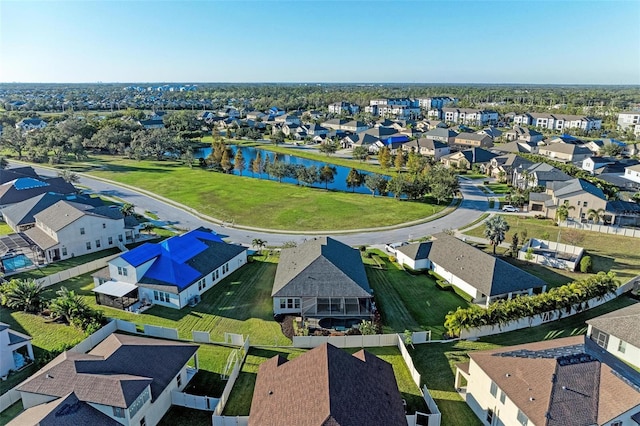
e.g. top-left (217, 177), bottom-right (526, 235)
top-left (93, 228), bottom-right (247, 310)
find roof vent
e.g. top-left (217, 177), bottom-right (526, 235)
top-left (268, 391), bottom-right (273, 395)
top-left (46, 374), bottom-right (52, 379)
top-left (529, 397), bottom-right (535, 401)
top-left (505, 373), bottom-right (511, 377)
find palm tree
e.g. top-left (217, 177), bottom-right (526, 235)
top-left (586, 208), bottom-right (604, 224)
top-left (5, 280), bottom-right (46, 312)
top-left (555, 200), bottom-right (575, 224)
top-left (49, 286), bottom-right (89, 324)
top-left (484, 216), bottom-right (510, 254)
top-left (140, 222), bottom-right (155, 234)
top-left (120, 203), bottom-right (135, 217)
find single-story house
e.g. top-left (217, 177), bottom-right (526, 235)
top-left (455, 336), bottom-right (640, 426)
top-left (0, 323), bottom-right (34, 378)
top-left (93, 227), bottom-right (247, 310)
top-left (249, 343), bottom-right (407, 426)
top-left (395, 233), bottom-right (546, 306)
top-left (272, 237), bottom-right (374, 318)
top-left (11, 333), bottom-right (198, 426)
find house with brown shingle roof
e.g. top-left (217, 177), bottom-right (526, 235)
top-left (11, 333), bottom-right (199, 426)
top-left (249, 343), bottom-right (407, 426)
top-left (587, 302), bottom-right (640, 369)
top-left (455, 336), bottom-right (640, 426)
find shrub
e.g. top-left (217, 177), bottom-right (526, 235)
top-left (388, 256), bottom-right (397, 263)
top-left (580, 255), bottom-right (592, 273)
top-left (358, 245), bottom-right (366, 252)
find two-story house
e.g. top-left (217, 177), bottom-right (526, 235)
top-left (423, 127), bottom-right (458, 144)
top-left (401, 138), bottom-right (450, 160)
top-left (484, 154), bottom-right (534, 181)
top-left (512, 163), bottom-right (572, 190)
top-left (93, 228), bottom-right (247, 310)
top-left (441, 147), bottom-right (497, 170)
top-left (327, 101), bottom-right (360, 115)
top-left (24, 201), bottom-right (139, 263)
top-left (11, 333), bottom-right (199, 426)
top-left (587, 303), bottom-right (640, 370)
top-left (528, 178), bottom-right (608, 221)
top-left (503, 125), bottom-right (544, 143)
top-left (624, 164), bottom-right (640, 185)
top-left (538, 143), bottom-right (593, 163)
top-left (453, 132), bottom-right (494, 149)
top-left (617, 111), bottom-right (640, 136)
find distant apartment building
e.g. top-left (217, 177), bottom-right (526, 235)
top-left (617, 111), bottom-right (640, 136)
top-left (513, 113), bottom-right (602, 131)
top-left (328, 101), bottom-right (360, 115)
top-left (417, 96), bottom-right (458, 109)
top-left (441, 108), bottom-right (498, 126)
top-left (365, 98), bottom-right (420, 119)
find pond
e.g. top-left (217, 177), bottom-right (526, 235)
top-left (194, 145), bottom-right (389, 196)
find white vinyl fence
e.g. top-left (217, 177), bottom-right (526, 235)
top-left (213, 336), bottom-right (250, 416)
top-left (560, 220), bottom-right (640, 238)
top-left (30, 253), bottom-right (121, 288)
top-left (171, 391), bottom-right (218, 411)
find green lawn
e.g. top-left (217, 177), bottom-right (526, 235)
top-left (222, 345), bottom-right (426, 417)
top-left (410, 294), bottom-right (637, 426)
top-left (0, 222), bottom-right (13, 236)
top-left (484, 183), bottom-right (511, 194)
top-left (0, 402), bottom-right (23, 425)
top-left (463, 215), bottom-right (640, 284)
top-left (57, 156), bottom-right (446, 231)
top-left (365, 253), bottom-right (472, 340)
top-left (10, 248), bottom-right (121, 281)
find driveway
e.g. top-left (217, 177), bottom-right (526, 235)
top-left (23, 163), bottom-right (490, 247)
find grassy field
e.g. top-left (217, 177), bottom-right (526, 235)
top-left (222, 345), bottom-right (427, 417)
top-left (0, 222), bottom-right (13, 236)
top-left (484, 183), bottom-right (511, 194)
top-left (64, 156), bottom-right (447, 231)
top-left (463, 215), bottom-right (640, 284)
top-left (365, 253), bottom-right (471, 340)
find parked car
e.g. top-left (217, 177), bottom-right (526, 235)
top-left (502, 205), bottom-right (519, 212)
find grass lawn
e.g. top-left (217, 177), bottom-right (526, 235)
top-left (410, 294), bottom-right (638, 426)
top-left (365, 252), bottom-right (471, 340)
top-left (463, 215), bottom-right (640, 285)
top-left (222, 345), bottom-right (426, 417)
top-left (0, 402), bottom-right (23, 424)
top-left (66, 156), bottom-right (447, 231)
top-left (27, 256), bottom-right (290, 346)
top-left (484, 183), bottom-right (511, 194)
top-left (10, 248), bottom-right (121, 281)
top-left (0, 222), bottom-right (13, 236)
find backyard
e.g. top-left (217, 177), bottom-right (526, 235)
top-left (57, 156), bottom-right (448, 231)
top-left (463, 214), bottom-right (640, 286)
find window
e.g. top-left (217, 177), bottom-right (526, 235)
top-left (591, 328), bottom-right (609, 348)
top-left (95, 239), bottom-right (101, 248)
top-left (140, 417), bottom-right (146, 426)
top-left (490, 381), bottom-right (498, 397)
top-left (86, 242), bottom-right (91, 250)
top-left (176, 374), bottom-right (182, 388)
top-left (102, 223), bottom-right (106, 229)
top-left (62, 247), bottom-right (67, 256)
top-left (611, 421), bottom-right (623, 426)
top-left (500, 390), bottom-right (506, 404)
top-left (198, 278), bottom-right (206, 291)
top-left (516, 409), bottom-right (528, 426)
top-left (583, 202), bottom-right (588, 207)
top-left (486, 408), bottom-right (494, 424)
top-left (108, 237), bottom-right (113, 245)
top-left (118, 234), bottom-right (123, 242)
top-left (154, 291), bottom-right (171, 303)
top-left (117, 266), bottom-right (128, 277)
top-left (112, 406), bottom-right (125, 418)
top-left (618, 340), bottom-right (627, 354)
top-left (80, 227), bottom-right (85, 235)
top-left (222, 263), bottom-right (229, 274)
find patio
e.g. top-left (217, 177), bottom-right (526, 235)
top-left (92, 281), bottom-right (139, 310)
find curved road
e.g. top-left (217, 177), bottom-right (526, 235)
top-left (28, 164), bottom-right (489, 246)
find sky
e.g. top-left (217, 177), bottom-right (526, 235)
top-left (1, 0), bottom-right (639, 84)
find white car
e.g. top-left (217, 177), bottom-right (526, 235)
top-left (502, 205), bottom-right (519, 212)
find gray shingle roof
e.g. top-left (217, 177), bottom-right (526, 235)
top-left (428, 233), bottom-right (545, 296)
top-left (2, 193), bottom-right (103, 228)
top-left (586, 303), bottom-right (640, 348)
top-left (249, 343), bottom-right (407, 426)
top-left (0, 177), bottom-right (76, 206)
top-left (551, 178), bottom-right (606, 200)
top-left (33, 201), bottom-right (124, 232)
top-left (396, 241), bottom-right (433, 260)
top-left (24, 226), bottom-right (59, 250)
top-left (272, 237), bottom-right (371, 298)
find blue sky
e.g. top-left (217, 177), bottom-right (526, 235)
top-left (1, 0), bottom-right (639, 84)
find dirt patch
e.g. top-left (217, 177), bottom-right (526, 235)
top-left (278, 315), bottom-right (295, 339)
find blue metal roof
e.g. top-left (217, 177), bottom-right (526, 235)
top-left (13, 177), bottom-right (49, 190)
top-left (120, 228), bottom-right (225, 290)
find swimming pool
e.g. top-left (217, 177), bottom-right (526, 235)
top-left (2, 254), bottom-right (33, 272)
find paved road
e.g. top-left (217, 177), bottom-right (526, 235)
top-left (26, 164), bottom-right (490, 246)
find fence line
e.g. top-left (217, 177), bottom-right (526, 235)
top-left (560, 220), bottom-right (640, 238)
top-left (213, 336), bottom-right (251, 416)
top-left (30, 253), bottom-right (121, 288)
top-left (171, 390), bottom-right (218, 411)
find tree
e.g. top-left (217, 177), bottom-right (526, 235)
top-left (580, 255), bottom-right (592, 273)
top-left (252, 150), bottom-right (264, 177)
top-left (319, 141), bottom-right (338, 156)
top-left (555, 200), bottom-right (575, 224)
top-left (140, 222), bottom-right (154, 234)
top-left (600, 143), bottom-right (623, 157)
top-left (586, 208), bottom-right (604, 224)
top-left (57, 169), bottom-right (80, 184)
top-left (406, 151), bottom-right (428, 176)
top-left (0, 157), bottom-right (8, 169)
top-left (272, 130), bottom-right (285, 146)
top-left (345, 168), bottom-right (364, 192)
top-left (251, 238), bottom-right (267, 252)
top-left (234, 148), bottom-right (246, 176)
top-left (484, 215), bottom-right (510, 255)
top-left (48, 286), bottom-right (90, 325)
top-left (318, 164), bottom-right (337, 190)
top-left (364, 173), bottom-right (388, 197)
top-left (119, 203), bottom-right (135, 217)
top-left (352, 146), bottom-right (369, 162)
top-left (267, 159), bottom-right (287, 183)
top-left (394, 151), bottom-right (406, 172)
top-left (4, 280), bottom-right (46, 313)
top-left (387, 175), bottom-right (408, 199)
top-left (377, 147), bottom-right (392, 170)
top-left (221, 148), bottom-right (233, 173)
top-left (298, 165), bottom-right (319, 187)
top-left (510, 232), bottom-right (520, 258)
top-left (1, 126), bottom-right (28, 159)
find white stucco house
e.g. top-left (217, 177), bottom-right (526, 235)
top-left (24, 200), bottom-right (140, 263)
top-left (92, 228), bottom-right (247, 310)
top-left (10, 333), bottom-right (199, 426)
top-left (587, 303), bottom-right (640, 370)
top-left (0, 323), bottom-right (34, 379)
top-left (624, 164), bottom-right (640, 185)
